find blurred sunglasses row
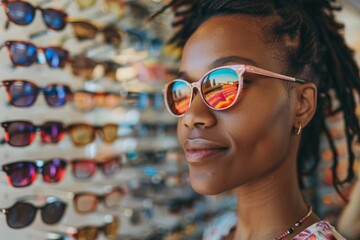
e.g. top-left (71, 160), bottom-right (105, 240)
top-left (0, 40), bottom-right (166, 82)
top-left (0, 194), bottom-right (121, 230)
top-left (2, 0), bottom-right (129, 42)
top-left (0, 121), bottom-right (176, 147)
top-left (0, 79), bottom-right (164, 111)
top-left (2, 0), bottom-right (148, 32)
top-left (1, 149), bottom-right (179, 187)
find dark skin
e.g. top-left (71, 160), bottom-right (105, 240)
top-left (177, 15), bottom-right (320, 239)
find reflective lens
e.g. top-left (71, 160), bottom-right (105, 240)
top-left (166, 80), bottom-right (191, 116)
top-left (44, 47), bottom-right (69, 68)
top-left (5, 1), bottom-right (35, 25)
top-left (8, 41), bottom-right (37, 66)
top-left (42, 8), bottom-right (67, 30)
top-left (201, 68), bottom-right (239, 109)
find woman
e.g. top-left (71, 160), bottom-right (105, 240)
top-left (155, 0), bottom-right (360, 239)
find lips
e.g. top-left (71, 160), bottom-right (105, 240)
top-left (184, 139), bottom-right (228, 163)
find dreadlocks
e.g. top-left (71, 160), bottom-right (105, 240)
top-left (154, 0), bottom-right (360, 199)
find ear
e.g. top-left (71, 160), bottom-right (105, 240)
top-left (293, 83), bottom-right (317, 128)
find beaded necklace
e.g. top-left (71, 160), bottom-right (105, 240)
top-left (272, 206), bottom-right (313, 240)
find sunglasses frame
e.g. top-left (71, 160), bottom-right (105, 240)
top-left (71, 216), bottom-right (120, 240)
top-left (2, 159), bottom-right (67, 187)
top-left (72, 90), bottom-right (122, 111)
top-left (0, 199), bottom-right (67, 229)
top-left (68, 19), bottom-right (123, 46)
top-left (164, 64), bottom-right (308, 117)
top-left (1, 120), bottom-right (65, 147)
top-left (71, 156), bottom-right (121, 179)
top-left (0, 79), bottom-right (72, 108)
top-left (66, 123), bottom-right (119, 146)
top-left (1, 0), bottom-right (68, 30)
top-left (73, 187), bottom-right (125, 213)
top-left (0, 40), bottom-right (70, 68)
top-left (70, 55), bottom-right (124, 80)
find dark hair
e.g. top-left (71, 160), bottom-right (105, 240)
top-left (153, 0), bottom-right (360, 200)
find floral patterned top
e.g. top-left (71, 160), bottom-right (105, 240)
top-left (203, 212), bottom-right (347, 240)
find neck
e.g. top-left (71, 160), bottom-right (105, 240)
top-left (232, 153), bottom-right (319, 240)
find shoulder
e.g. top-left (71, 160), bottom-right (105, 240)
top-left (202, 211), bottom-right (237, 240)
top-left (293, 220), bottom-right (347, 240)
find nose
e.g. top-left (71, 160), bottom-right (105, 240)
top-left (181, 89), bottom-right (217, 129)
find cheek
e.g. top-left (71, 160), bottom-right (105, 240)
top-left (225, 91), bottom-right (293, 181)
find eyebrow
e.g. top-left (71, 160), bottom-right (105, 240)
top-left (177, 55), bottom-right (258, 80)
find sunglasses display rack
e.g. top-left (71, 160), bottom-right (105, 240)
top-left (0, 1), bottom-right (238, 240)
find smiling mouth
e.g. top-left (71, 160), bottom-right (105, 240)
top-left (185, 148), bottom-right (228, 164)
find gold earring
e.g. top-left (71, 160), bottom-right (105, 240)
top-left (294, 124), bottom-right (302, 135)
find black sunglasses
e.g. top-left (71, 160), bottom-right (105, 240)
top-left (0, 197), bottom-right (67, 229)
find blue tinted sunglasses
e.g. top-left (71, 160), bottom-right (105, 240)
top-left (0, 40), bottom-right (70, 68)
top-left (1, 0), bottom-right (68, 30)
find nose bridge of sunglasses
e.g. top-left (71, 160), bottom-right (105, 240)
top-left (35, 47), bottom-right (47, 65)
top-left (34, 159), bottom-right (46, 173)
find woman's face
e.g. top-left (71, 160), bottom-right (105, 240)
top-left (177, 15), bottom-right (297, 195)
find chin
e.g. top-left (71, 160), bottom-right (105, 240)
top-left (189, 170), bottom-right (229, 195)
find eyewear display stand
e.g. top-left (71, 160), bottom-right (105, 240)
top-left (0, 0), bottom-right (183, 239)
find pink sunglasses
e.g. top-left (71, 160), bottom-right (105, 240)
top-left (164, 64), bottom-right (308, 117)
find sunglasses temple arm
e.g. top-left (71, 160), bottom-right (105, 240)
top-left (4, 20), bottom-right (10, 30)
top-left (29, 29), bottom-right (51, 40)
